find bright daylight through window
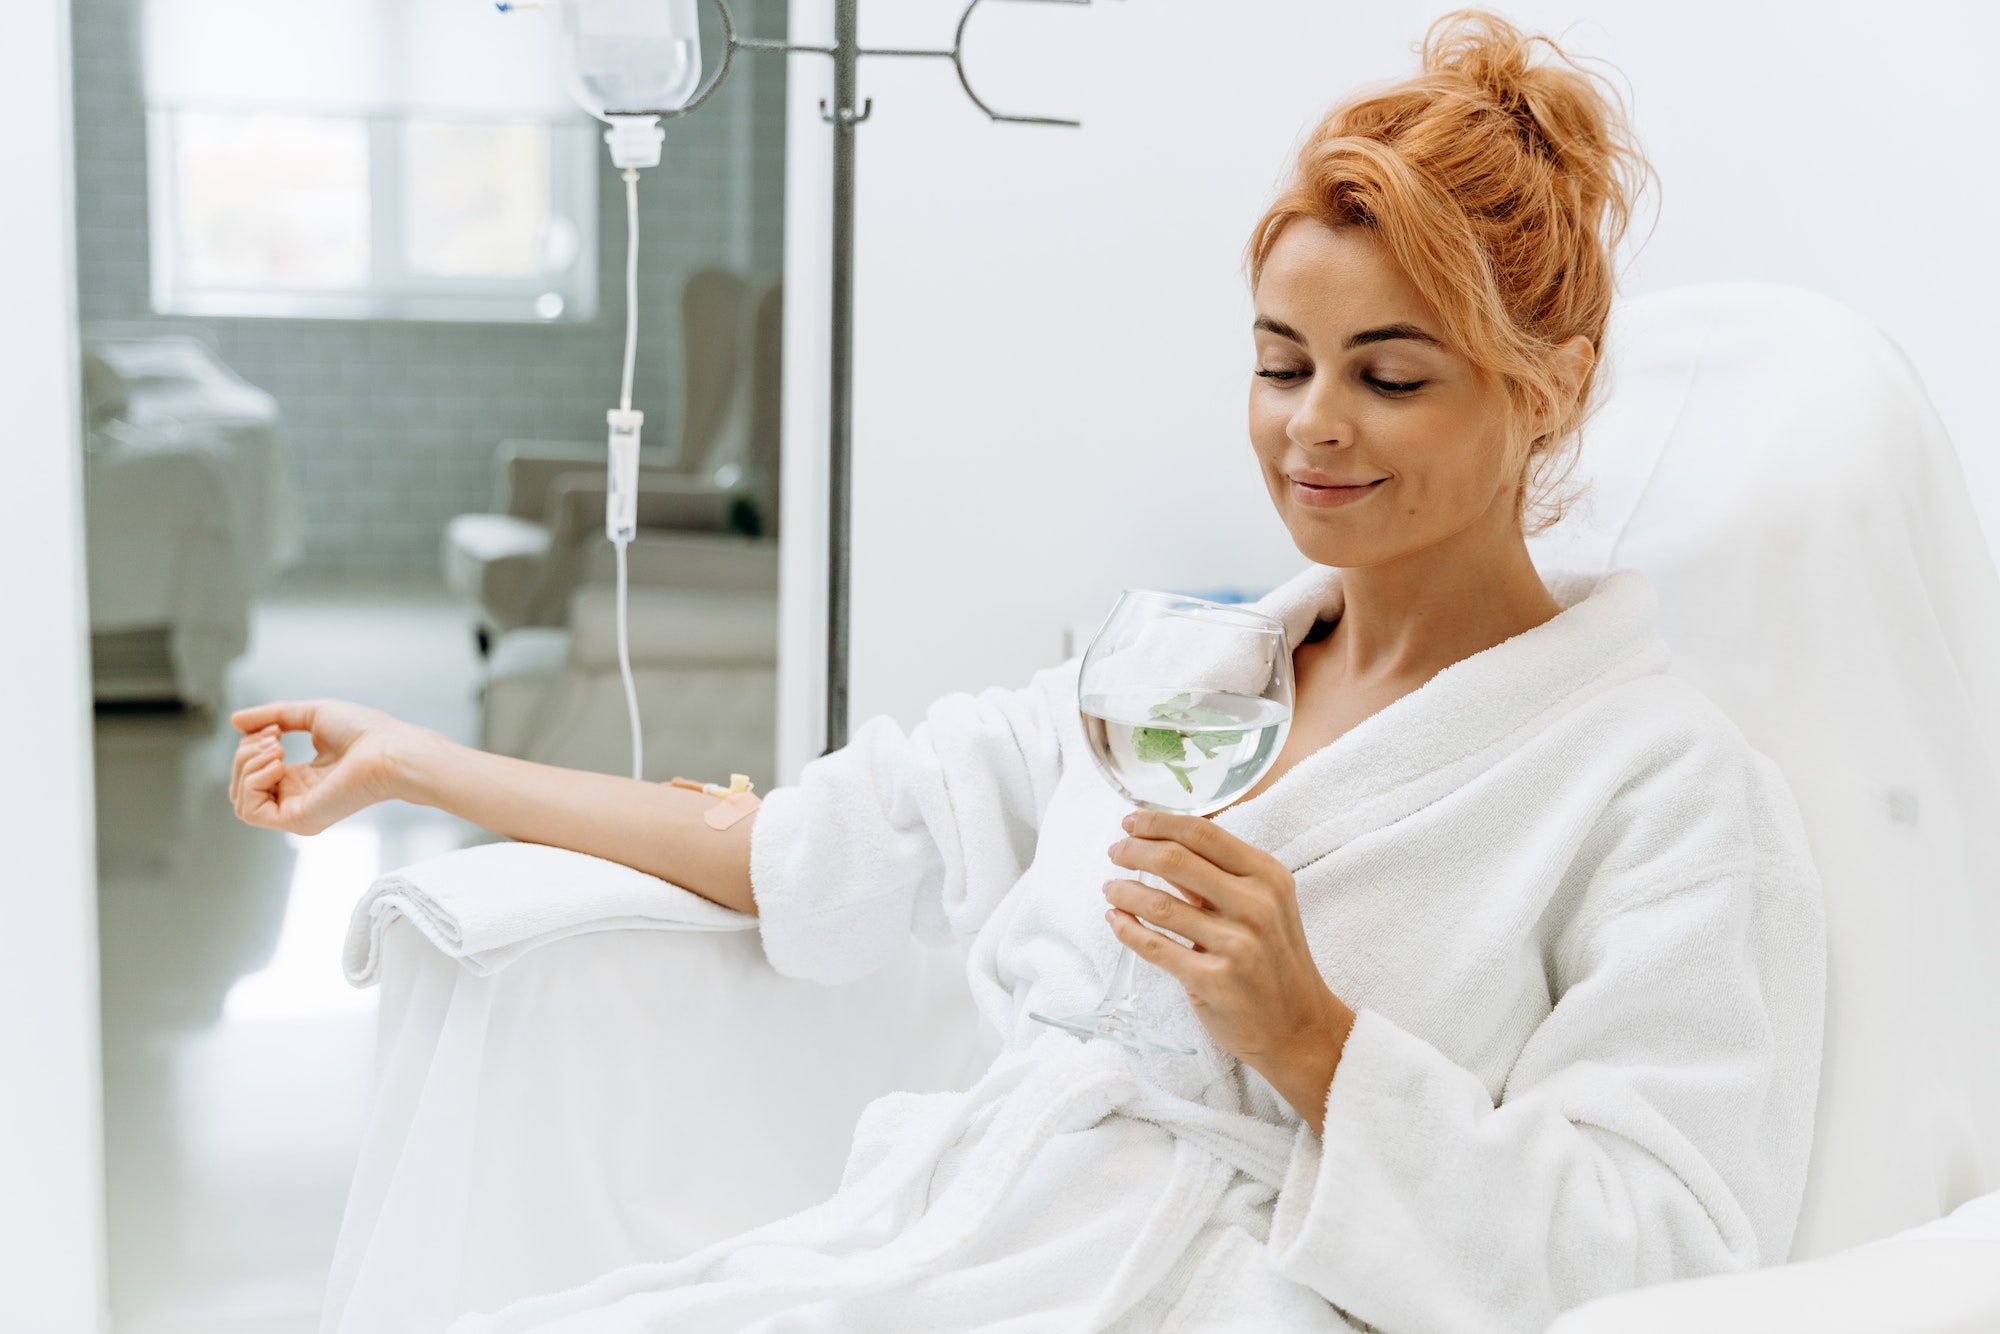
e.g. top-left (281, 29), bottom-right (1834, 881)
top-left (142, 0), bottom-right (596, 322)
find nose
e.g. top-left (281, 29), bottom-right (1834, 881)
top-left (1287, 376), bottom-right (1353, 452)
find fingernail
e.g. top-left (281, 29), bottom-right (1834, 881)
top-left (1107, 840), bottom-right (1123, 858)
top-left (1101, 880), bottom-right (1114, 898)
top-left (1121, 814), bottom-right (1136, 832)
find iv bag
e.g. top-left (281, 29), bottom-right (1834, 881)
top-left (562, 0), bottom-right (702, 119)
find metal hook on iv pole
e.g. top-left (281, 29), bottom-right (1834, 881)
top-left (818, 98), bottom-right (873, 126)
top-left (847, 0), bottom-right (1098, 128)
top-left (597, 0), bottom-right (1110, 751)
top-left (617, 0), bottom-right (1099, 127)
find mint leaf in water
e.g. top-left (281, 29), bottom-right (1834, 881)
top-left (1141, 693), bottom-right (1247, 789)
top-left (1186, 728), bottom-right (1244, 759)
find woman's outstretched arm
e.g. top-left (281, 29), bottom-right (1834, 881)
top-left (228, 699), bottom-right (758, 915)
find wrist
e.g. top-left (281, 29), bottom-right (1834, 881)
top-left (380, 725), bottom-right (459, 808)
top-left (1267, 995), bottom-right (1355, 1135)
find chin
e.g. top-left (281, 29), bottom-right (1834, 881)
top-left (1280, 508), bottom-right (1397, 570)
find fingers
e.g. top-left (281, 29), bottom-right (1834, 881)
top-left (1103, 877), bottom-right (1230, 953)
top-left (235, 751), bottom-right (288, 828)
top-left (1108, 827), bottom-right (1245, 910)
top-left (229, 726), bottom-right (280, 804)
top-left (1121, 810), bottom-right (1277, 879)
top-left (1107, 908), bottom-right (1211, 988)
top-left (230, 700), bottom-right (319, 736)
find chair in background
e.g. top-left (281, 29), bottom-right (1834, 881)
top-left (442, 270), bottom-right (781, 646)
top-left (326, 284), bottom-right (2000, 1330)
top-left (81, 331), bottom-right (304, 708)
top-left (440, 438), bottom-right (750, 642)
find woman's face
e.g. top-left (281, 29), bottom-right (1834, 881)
top-left (1249, 220), bottom-right (1522, 570)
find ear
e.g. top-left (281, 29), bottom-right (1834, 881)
top-left (1550, 335), bottom-right (1596, 413)
top-left (1529, 335), bottom-right (1597, 443)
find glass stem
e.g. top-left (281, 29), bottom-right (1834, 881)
top-left (1101, 944), bottom-right (1142, 1011)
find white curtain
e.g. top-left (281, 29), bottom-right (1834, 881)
top-left (141, 0), bottom-right (575, 117)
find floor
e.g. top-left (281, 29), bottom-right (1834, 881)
top-left (96, 584), bottom-right (485, 1334)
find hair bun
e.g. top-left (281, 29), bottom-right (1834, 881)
top-left (1419, 9), bottom-right (1639, 241)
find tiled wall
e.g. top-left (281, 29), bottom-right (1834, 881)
top-left (71, 0), bottom-right (787, 579)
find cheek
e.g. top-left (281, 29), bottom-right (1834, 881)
top-left (1372, 403), bottom-right (1510, 503)
top-left (1247, 394), bottom-right (1290, 463)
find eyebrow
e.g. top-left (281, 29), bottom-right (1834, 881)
top-left (1253, 315), bottom-right (1443, 350)
top-left (1345, 322), bottom-right (1442, 350)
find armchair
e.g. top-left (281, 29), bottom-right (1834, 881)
top-left (329, 283), bottom-right (2000, 1330)
top-left (442, 447), bottom-right (749, 638)
top-left (442, 272), bottom-right (783, 643)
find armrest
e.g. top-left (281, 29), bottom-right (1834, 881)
top-left (495, 440), bottom-right (702, 520)
top-left (542, 471), bottom-right (739, 546)
top-left (1547, 1240), bottom-right (2000, 1334)
top-left (344, 842), bottom-right (753, 985)
top-left (494, 440), bottom-right (601, 520)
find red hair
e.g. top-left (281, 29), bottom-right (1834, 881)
top-left (1249, 10), bottom-right (1651, 530)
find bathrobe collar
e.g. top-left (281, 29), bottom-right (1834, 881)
top-left (1214, 566), bottom-right (1670, 869)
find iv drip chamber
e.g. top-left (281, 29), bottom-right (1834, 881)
top-left (606, 409), bottom-right (644, 543)
top-left (562, 0), bottom-right (702, 119)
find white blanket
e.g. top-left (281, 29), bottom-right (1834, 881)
top-left (454, 566), bottom-right (1826, 1334)
top-left (343, 841), bottom-right (753, 986)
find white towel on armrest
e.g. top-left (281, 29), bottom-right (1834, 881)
top-left (343, 840), bottom-right (755, 986)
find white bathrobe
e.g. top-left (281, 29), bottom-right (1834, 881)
top-left (460, 567), bottom-right (1826, 1334)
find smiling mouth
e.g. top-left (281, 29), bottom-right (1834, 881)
top-left (1288, 477), bottom-right (1386, 510)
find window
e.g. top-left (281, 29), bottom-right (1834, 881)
top-left (142, 0), bottom-right (596, 323)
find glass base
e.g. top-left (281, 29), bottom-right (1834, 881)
top-left (1029, 1000), bottom-right (1196, 1056)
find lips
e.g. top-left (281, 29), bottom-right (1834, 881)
top-left (1287, 476), bottom-right (1386, 510)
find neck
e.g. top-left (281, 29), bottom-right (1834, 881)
top-left (1330, 490), bottom-right (1560, 682)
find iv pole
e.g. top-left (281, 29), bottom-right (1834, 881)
top-left (614, 0), bottom-right (1098, 751)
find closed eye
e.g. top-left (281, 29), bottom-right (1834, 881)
top-left (1256, 368), bottom-right (1305, 381)
top-left (1365, 375), bottom-right (1426, 394)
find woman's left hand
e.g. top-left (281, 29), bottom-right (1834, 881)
top-left (1106, 810), bottom-right (1355, 1133)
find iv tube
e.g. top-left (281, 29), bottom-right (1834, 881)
top-left (608, 164), bottom-right (645, 780)
top-left (621, 168), bottom-right (640, 413)
top-left (613, 538), bottom-right (642, 779)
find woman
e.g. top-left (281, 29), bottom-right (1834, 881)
top-left (230, 13), bottom-right (1825, 1331)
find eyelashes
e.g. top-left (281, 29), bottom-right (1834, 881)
top-left (1254, 368), bottom-right (1428, 395)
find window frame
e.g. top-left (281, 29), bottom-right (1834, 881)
top-left (145, 107), bottom-right (601, 324)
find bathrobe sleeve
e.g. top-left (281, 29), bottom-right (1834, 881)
top-left (748, 663), bottom-right (1075, 985)
top-left (1267, 737), bottom-right (1827, 1334)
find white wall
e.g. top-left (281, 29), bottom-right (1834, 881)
top-left (778, 0), bottom-right (2000, 756)
top-left (0, 0), bottom-right (110, 1327)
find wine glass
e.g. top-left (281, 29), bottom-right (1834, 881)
top-left (1031, 590), bottom-right (1295, 1055)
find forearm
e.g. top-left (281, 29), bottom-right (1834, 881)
top-left (393, 732), bottom-right (758, 915)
